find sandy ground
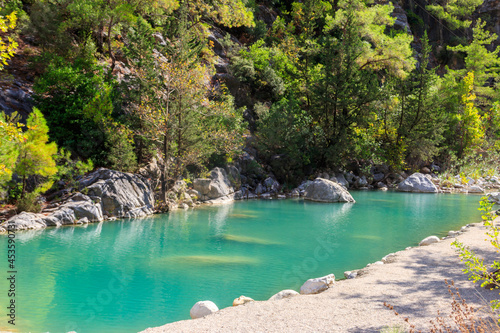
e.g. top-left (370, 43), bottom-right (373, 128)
top-left (141, 222), bottom-right (499, 333)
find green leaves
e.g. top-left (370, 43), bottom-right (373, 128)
top-left (426, 0), bottom-right (483, 30)
top-left (453, 196), bottom-right (500, 317)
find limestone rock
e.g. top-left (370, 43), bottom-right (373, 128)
top-left (60, 194), bottom-right (103, 222)
top-left (304, 178), bottom-right (355, 203)
top-left (232, 295), bottom-right (254, 306)
top-left (263, 177), bottom-right (280, 193)
top-left (468, 185), bottom-right (485, 193)
top-left (190, 301), bottom-right (219, 319)
top-left (355, 176), bottom-right (368, 188)
top-left (488, 192), bottom-right (500, 204)
top-left (269, 289), bottom-right (299, 301)
top-left (419, 236), bottom-right (440, 246)
top-left (187, 189), bottom-right (201, 200)
top-left (343, 271), bottom-right (358, 279)
top-left (193, 167), bottom-right (235, 202)
top-left (398, 173), bottom-right (438, 193)
top-left (81, 168), bottom-right (154, 218)
top-left (300, 274), bottom-right (335, 294)
top-left (3, 212), bottom-right (46, 231)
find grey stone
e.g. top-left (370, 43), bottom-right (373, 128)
top-left (398, 173), bottom-right (438, 193)
top-left (193, 167), bottom-right (234, 202)
top-left (300, 274), bottom-right (335, 294)
top-left (82, 168), bottom-right (154, 218)
top-left (269, 289), bottom-right (299, 301)
top-left (304, 178), bottom-right (355, 203)
top-left (467, 185), bottom-right (485, 193)
top-left (335, 174), bottom-right (349, 188)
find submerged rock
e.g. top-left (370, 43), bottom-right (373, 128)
top-left (300, 273), bottom-right (335, 294)
top-left (397, 173), bottom-right (438, 193)
top-left (190, 301), bottom-right (218, 319)
top-left (419, 236), bottom-right (440, 246)
top-left (304, 178), bottom-right (355, 203)
top-left (269, 289), bottom-right (300, 301)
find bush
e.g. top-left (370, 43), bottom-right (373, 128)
top-left (16, 192), bottom-right (41, 213)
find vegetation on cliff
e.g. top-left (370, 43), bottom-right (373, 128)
top-left (0, 0), bottom-right (499, 204)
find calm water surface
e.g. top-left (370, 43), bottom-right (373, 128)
top-left (0, 191), bottom-right (483, 333)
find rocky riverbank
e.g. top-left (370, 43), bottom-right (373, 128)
top-left (0, 168), bottom-right (154, 232)
top-left (140, 221), bottom-right (499, 332)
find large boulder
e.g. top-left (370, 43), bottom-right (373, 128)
top-left (193, 167), bottom-right (235, 202)
top-left (300, 274), bottom-right (336, 294)
top-left (397, 173), bottom-right (438, 193)
top-left (81, 168), bottom-right (154, 218)
top-left (304, 178), bottom-right (355, 203)
top-left (2, 212), bottom-right (47, 231)
top-left (190, 301), bottom-right (219, 319)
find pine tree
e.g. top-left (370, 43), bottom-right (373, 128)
top-left (15, 108), bottom-right (58, 197)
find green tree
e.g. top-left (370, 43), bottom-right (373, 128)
top-left (456, 72), bottom-right (484, 157)
top-left (15, 108), bottom-right (58, 198)
top-left (379, 34), bottom-right (445, 167)
top-left (310, 0), bottom-right (414, 164)
top-left (448, 20), bottom-right (500, 103)
top-left (426, 0), bottom-right (483, 31)
top-left (0, 112), bottom-right (24, 187)
top-left (33, 57), bottom-right (111, 164)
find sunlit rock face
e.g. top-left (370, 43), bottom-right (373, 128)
top-left (304, 178), bottom-right (355, 203)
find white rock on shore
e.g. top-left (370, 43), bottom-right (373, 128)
top-left (419, 235), bottom-right (440, 246)
top-left (300, 274), bottom-right (335, 294)
top-left (190, 301), bottom-right (219, 319)
top-left (269, 290), bottom-right (300, 301)
top-left (233, 295), bottom-right (254, 306)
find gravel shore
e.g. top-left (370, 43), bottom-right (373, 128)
top-left (141, 222), bottom-right (499, 332)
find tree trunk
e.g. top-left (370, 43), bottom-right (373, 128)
top-left (161, 134), bottom-right (168, 202)
top-left (108, 17), bottom-right (116, 72)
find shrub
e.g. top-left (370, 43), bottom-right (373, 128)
top-left (452, 197), bottom-right (500, 315)
top-left (16, 192), bottom-right (41, 213)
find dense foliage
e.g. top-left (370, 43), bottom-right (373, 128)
top-left (0, 0), bottom-right (499, 193)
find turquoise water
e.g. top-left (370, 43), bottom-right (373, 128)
top-left (0, 191), bottom-right (482, 333)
